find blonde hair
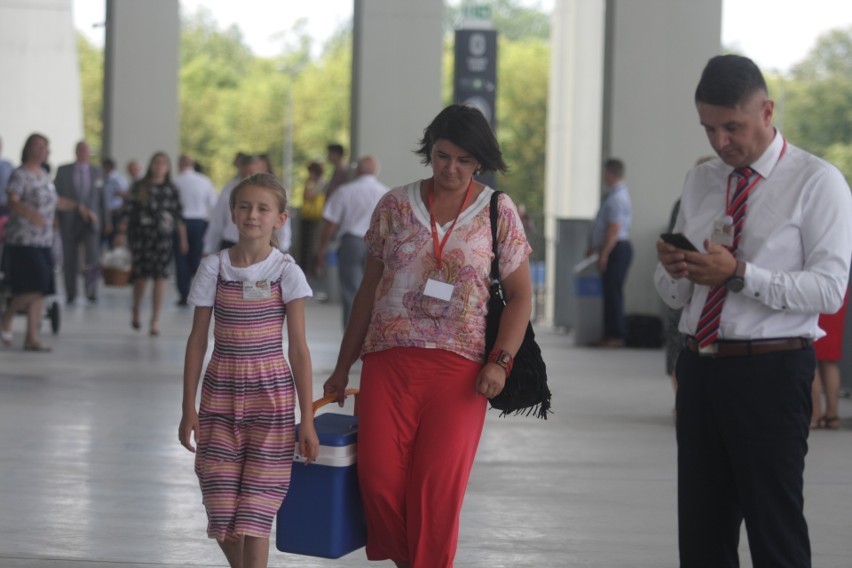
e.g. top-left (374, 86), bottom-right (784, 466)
top-left (230, 173), bottom-right (289, 248)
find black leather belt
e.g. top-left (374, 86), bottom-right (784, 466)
top-left (686, 336), bottom-right (813, 357)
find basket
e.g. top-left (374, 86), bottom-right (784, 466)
top-left (102, 267), bottom-right (131, 286)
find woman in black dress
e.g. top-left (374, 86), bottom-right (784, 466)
top-left (126, 152), bottom-right (187, 335)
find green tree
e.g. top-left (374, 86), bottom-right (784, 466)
top-left (446, 0), bottom-right (550, 40)
top-left (499, 37), bottom-right (548, 258)
top-left (780, 26), bottom-right (852, 183)
top-left (78, 32), bottom-right (103, 157)
top-left (179, 8), bottom-right (258, 186)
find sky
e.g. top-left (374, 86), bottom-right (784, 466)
top-left (72, 0), bottom-right (852, 74)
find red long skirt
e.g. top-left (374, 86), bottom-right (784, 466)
top-left (358, 347), bottom-right (487, 567)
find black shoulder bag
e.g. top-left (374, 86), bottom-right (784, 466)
top-left (484, 191), bottom-right (551, 419)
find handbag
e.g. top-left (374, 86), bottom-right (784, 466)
top-left (484, 191), bottom-right (551, 419)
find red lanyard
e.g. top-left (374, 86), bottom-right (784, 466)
top-left (428, 177), bottom-right (474, 270)
top-left (724, 138), bottom-right (787, 215)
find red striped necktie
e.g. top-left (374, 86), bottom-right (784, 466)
top-left (694, 167), bottom-right (754, 349)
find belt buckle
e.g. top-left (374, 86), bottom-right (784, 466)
top-left (698, 342), bottom-right (718, 356)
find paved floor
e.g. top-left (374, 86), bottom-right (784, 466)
top-left (1, 284), bottom-right (850, 567)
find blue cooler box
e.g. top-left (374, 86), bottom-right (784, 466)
top-left (276, 412), bottom-right (366, 558)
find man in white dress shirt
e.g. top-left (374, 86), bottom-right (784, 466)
top-left (655, 55), bottom-right (852, 568)
top-left (204, 154), bottom-right (262, 254)
top-left (316, 155), bottom-right (388, 327)
top-left (173, 155), bottom-right (217, 305)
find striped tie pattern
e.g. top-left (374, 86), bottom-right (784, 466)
top-left (694, 167), bottom-right (754, 349)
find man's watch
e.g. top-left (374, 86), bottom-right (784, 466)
top-left (725, 260), bottom-right (746, 293)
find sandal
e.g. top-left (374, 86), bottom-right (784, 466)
top-left (818, 415), bottom-right (840, 430)
top-left (1, 330), bottom-right (12, 346)
top-left (23, 342), bottom-right (52, 352)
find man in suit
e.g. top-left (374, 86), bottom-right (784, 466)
top-left (55, 141), bottom-right (107, 304)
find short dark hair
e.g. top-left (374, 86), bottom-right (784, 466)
top-left (415, 104), bottom-right (507, 174)
top-left (694, 54), bottom-right (768, 108)
top-left (604, 158), bottom-right (624, 178)
top-left (327, 144), bottom-right (345, 157)
top-left (102, 157), bottom-right (116, 170)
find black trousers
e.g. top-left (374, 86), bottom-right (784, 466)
top-left (601, 240), bottom-right (632, 339)
top-left (676, 346), bottom-right (814, 568)
top-left (174, 218), bottom-right (207, 302)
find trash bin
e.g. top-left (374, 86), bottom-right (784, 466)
top-left (572, 255), bottom-right (603, 346)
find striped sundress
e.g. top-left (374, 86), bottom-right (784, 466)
top-left (195, 260), bottom-right (296, 540)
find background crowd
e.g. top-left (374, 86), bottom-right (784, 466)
top-left (0, 134), bottom-right (364, 349)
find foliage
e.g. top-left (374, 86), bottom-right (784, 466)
top-left (179, 8), bottom-right (284, 186)
top-left (445, 0), bottom-right (550, 40)
top-left (78, 32), bottom-right (103, 158)
top-left (495, 36), bottom-right (548, 258)
top-left (778, 26), bottom-right (852, 185)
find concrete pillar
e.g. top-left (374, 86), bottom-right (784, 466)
top-left (103, 0), bottom-right (179, 172)
top-left (605, 0), bottom-right (722, 315)
top-left (351, 0), bottom-right (443, 188)
top-left (545, 0), bottom-right (721, 328)
top-left (544, 0), bottom-right (607, 324)
top-left (0, 0), bottom-right (82, 166)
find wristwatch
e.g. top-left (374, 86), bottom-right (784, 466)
top-left (489, 349), bottom-right (514, 377)
top-left (725, 260), bottom-right (746, 293)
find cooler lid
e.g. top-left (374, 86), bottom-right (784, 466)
top-left (293, 451), bottom-right (356, 467)
top-left (298, 412), bottom-right (358, 446)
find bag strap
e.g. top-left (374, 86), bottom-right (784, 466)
top-left (489, 190), bottom-right (502, 284)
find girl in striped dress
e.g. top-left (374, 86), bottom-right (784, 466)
top-left (179, 173), bottom-right (319, 568)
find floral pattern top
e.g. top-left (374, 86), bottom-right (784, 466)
top-left (363, 181), bottom-right (531, 363)
top-left (4, 167), bottom-right (57, 247)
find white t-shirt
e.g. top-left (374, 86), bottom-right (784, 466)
top-left (188, 248), bottom-right (312, 307)
top-left (174, 168), bottom-right (217, 220)
top-left (323, 174), bottom-right (389, 238)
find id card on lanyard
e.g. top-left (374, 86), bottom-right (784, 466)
top-left (423, 178), bottom-right (474, 301)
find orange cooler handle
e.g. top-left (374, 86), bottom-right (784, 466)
top-left (312, 387), bottom-right (360, 416)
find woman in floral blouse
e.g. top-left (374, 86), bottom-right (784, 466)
top-left (323, 105), bottom-right (533, 568)
top-left (1, 133), bottom-right (79, 351)
top-left (126, 152), bottom-right (187, 336)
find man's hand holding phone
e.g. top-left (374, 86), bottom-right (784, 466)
top-left (657, 233), bottom-right (697, 279)
top-left (660, 232), bottom-right (698, 252)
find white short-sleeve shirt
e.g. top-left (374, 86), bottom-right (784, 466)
top-left (188, 248), bottom-right (312, 307)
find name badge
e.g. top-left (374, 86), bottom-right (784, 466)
top-left (424, 278), bottom-right (454, 301)
top-left (243, 280), bottom-right (272, 299)
top-left (711, 219), bottom-right (734, 248)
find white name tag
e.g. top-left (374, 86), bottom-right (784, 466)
top-left (424, 278), bottom-right (454, 301)
top-left (243, 280), bottom-right (272, 299)
top-left (711, 219), bottom-right (734, 248)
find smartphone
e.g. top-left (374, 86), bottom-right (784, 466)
top-left (660, 232), bottom-right (698, 252)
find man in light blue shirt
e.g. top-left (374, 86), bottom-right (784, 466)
top-left (589, 158), bottom-right (633, 347)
